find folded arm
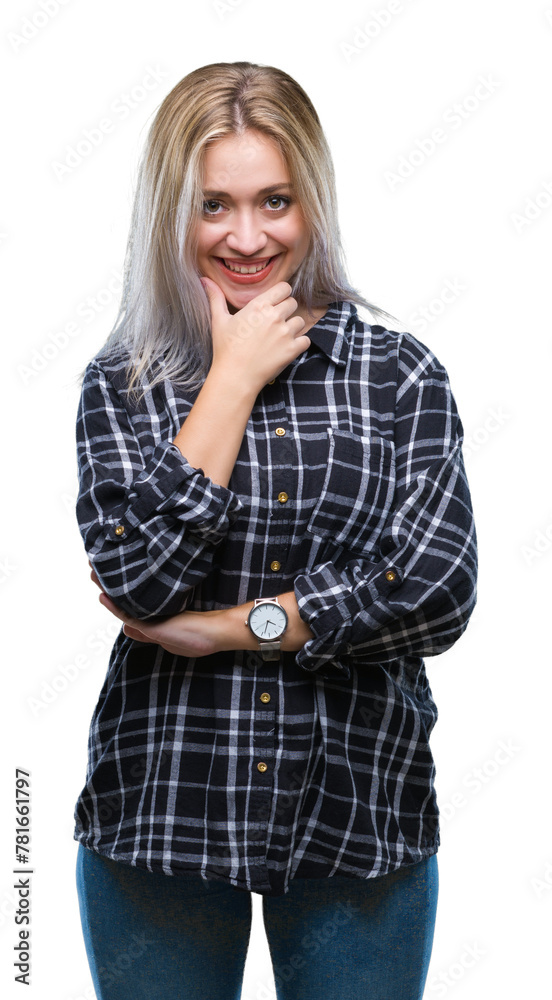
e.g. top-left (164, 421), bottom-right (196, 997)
top-left (75, 361), bottom-right (244, 619)
top-left (293, 345), bottom-right (478, 678)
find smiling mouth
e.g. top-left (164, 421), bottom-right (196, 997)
top-left (216, 255), bottom-right (277, 274)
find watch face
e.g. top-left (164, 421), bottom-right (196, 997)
top-left (249, 602), bottom-right (288, 640)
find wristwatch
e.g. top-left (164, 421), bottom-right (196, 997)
top-left (245, 598), bottom-right (289, 661)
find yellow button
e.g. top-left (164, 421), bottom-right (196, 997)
top-left (114, 525), bottom-right (125, 536)
top-left (270, 560), bottom-right (281, 572)
top-left (260, 692), bottom-right (271, 703)
top-left (385, 571), bottom-right (396, 582)
top-left (275, 427), bottom-right (286, 437)
top-left (277, 492), bottom-right (289, 503)
top-left (257, 762), bottom-right (268, 773)
top-left (268, 379), bottom-right (276, 385)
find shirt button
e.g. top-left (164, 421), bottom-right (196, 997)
top-left (270, 560), bottom-right (281, 572)
top-left (257, 762), bottom-right (268, 773)
top-left (277, 492), bottom-right (289, 503)
top-left (385, 570), bottom-right (396, 582)
top-left (260, 692), bottom-right (271, 703)
top-left (114, 525), bottom-right (125, 536)
top-left (275, 427), bottom-right (286, 437)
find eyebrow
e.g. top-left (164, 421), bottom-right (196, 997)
top-left (202, 183), bottom-right (293, 198)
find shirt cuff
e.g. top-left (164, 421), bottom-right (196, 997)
top-left (293, 559), bottom-right (403, 679)
top-left (104, 442), bottom-right (244, 545)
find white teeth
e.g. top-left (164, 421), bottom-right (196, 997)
top-left (223, 258), bottom-right (272, 274)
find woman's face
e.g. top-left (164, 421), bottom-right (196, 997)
top-left (196, 130), bottom-right (311, 313)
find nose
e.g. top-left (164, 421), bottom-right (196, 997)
top-left (223, 209), bottom-right (269, 257)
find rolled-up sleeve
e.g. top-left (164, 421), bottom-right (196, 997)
top-left (293, 350), bottom-right (478, 678)
top-left (76, 361), bottom-right (244, 618)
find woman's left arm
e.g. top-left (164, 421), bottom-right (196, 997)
top-left (290, 346), bottom-right (478, 679)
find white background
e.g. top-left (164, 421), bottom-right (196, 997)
top-left (1, 0), bottom-right (551, 997)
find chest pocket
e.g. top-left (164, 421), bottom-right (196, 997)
top-left (305, 428), bottom-right (395, 555)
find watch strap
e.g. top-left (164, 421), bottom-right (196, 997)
top-left (258, 640), bottom-right (282, 661)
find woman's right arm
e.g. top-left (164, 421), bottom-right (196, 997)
top-left (76, 360), bottom-right (252, 620)
top-left (171, 363), bottom-right (257, 490)
top-left (77, 281), bottom-right (310, 620)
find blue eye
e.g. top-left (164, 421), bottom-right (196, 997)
top-left (202, 195), bottom-right (291, 216)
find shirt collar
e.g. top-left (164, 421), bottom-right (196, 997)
top-left (305, 300), bottom-right (358, 367)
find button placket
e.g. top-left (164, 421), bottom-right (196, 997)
top-left (248, 668), bottom-right (278, 865)
top-left (246, 386), bottom-right (293, 862)
top-left (266, 399), bottom-right (296, 576)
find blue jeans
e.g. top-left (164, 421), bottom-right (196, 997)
top-left (75, 843), bottom-right (438, 999)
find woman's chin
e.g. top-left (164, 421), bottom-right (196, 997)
top-left (224, 288), bottom-right (269, 313)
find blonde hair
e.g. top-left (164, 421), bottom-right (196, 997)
top-left (80, 61), bottom-right (399, 403)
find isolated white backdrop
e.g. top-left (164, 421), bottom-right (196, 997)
top-left (1, 0), bottom-right (551, 997)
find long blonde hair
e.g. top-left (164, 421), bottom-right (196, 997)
top-left (80, 61), bottom-right (399, 403)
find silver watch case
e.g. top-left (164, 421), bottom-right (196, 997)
top-left (245, 598), bottom-right (289, 661)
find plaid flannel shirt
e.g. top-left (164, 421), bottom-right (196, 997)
top-left (73, 299), bottom-right (477, 896)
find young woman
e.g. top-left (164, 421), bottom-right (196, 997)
top-left (73, 61), bottom-right (478, 1000)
